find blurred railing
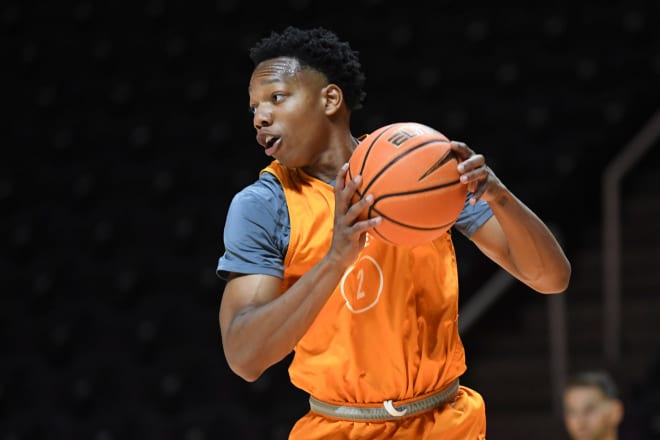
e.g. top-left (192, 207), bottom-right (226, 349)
top-left (459, 243), bottom-right (568, 417)
top-left (602, 108), bottom-right (660, 367)
top-left (458, 270), bottom-right (515, 334)
top-left (459, 106), bottom-right (660, 416)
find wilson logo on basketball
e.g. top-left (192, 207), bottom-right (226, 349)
top-left (387, 129), bottom-right (418, 147)
top-left (346, 121), bottom-right (466, 246)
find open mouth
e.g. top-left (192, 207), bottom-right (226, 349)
top-left (265, 136), bottom-right (280, 156)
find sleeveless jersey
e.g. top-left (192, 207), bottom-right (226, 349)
top-left (263, 161), bottom-right (466, 405)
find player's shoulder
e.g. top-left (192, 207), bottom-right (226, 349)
top-left (230, 171), bottom-right (284, 211)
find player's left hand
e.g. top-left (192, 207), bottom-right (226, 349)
top-left (450, 141), bottom-right (504, 205)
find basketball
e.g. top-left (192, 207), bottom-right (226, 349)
top-left (346, 122), bottom-right (467, 246)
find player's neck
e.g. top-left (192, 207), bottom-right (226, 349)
top-left (302, 133), bottom-right (357, 183)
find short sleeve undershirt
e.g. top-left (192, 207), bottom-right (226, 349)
top-left (217, 172), bottom-right (493, 280)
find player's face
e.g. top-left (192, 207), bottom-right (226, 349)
top-left (563, 386), bottom-right (620, 440)
top-left (249, 57), bottom-right (330, 168)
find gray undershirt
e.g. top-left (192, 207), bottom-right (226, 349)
top-left (217, 172), bottom-right (494, 280)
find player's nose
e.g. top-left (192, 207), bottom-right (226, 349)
top-left (253, 105), bottom-right (272, 129)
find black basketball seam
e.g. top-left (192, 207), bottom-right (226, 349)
top-left (372, 179), bottom-right (462, 200)
top-left (359, 123), bottom-right (397, 177)
top-left (350, 123), bottom-right (396, 202)
top-left (371, 204), bottom-right (457, 231)
top-left (371, 228), bottom-right (398, 245)
top-left (366, 179), bottom-right (463, 229)
top-left (418, 150), bottom-right (458, 182)
top-left (362, 139), bottom-right (450, 196)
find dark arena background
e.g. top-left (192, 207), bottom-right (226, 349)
top-left (3, 1), bottom-right (660, 439)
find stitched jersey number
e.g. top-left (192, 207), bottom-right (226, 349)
top-left (340, 256), bottom-right (384, 314)
top-left (356, 269), bottom-right (365, 299)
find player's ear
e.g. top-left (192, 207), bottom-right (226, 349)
top-left (322, 84), bottom-right (343, 115)
top-left (611, 399), bottom-right (624, 426)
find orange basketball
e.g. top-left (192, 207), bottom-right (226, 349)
top-left (346, 122), bottom-right (467, 246)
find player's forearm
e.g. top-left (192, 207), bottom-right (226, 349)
top-left (488, 187), bottom-right (571, 293)
top-left (224, 257), bottom-right (346, 382)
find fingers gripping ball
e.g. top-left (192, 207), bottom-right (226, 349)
top-left (346, 122), bottom-right (467, 246)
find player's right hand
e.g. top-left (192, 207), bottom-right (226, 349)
top-left (327, 163), bottom-right (381, 269)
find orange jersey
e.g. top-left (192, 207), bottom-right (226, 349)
top-left (263, 161), bottom-right (467, 404)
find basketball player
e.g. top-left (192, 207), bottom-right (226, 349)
top-left (217, 26), bottom-right (571, 439)
top-left (563, 371), bottom-right (624, 440)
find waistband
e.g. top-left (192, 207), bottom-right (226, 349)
top-left (308, 378), bottom-right (460, 421)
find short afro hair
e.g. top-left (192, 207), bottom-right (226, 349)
top-left (565, 370), bottom-right (620, 399)
top-left (249, 26), bottom-right (367, 111)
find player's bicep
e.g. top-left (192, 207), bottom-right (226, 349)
top-left (219, 272), bottom-right (283, 337)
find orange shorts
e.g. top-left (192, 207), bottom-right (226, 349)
top-left (289, 385), bottom-right (487, 439)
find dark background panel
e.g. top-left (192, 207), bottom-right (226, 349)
top-left (2, 1), bottom-right (660, 439)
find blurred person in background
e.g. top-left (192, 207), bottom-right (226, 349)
top-left (563, 370), bottom-right (624, 440)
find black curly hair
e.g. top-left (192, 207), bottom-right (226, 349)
top-left (249, 26), bottom-right (367, 111)
top-left (565, 370), bottom-right (620, 399)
